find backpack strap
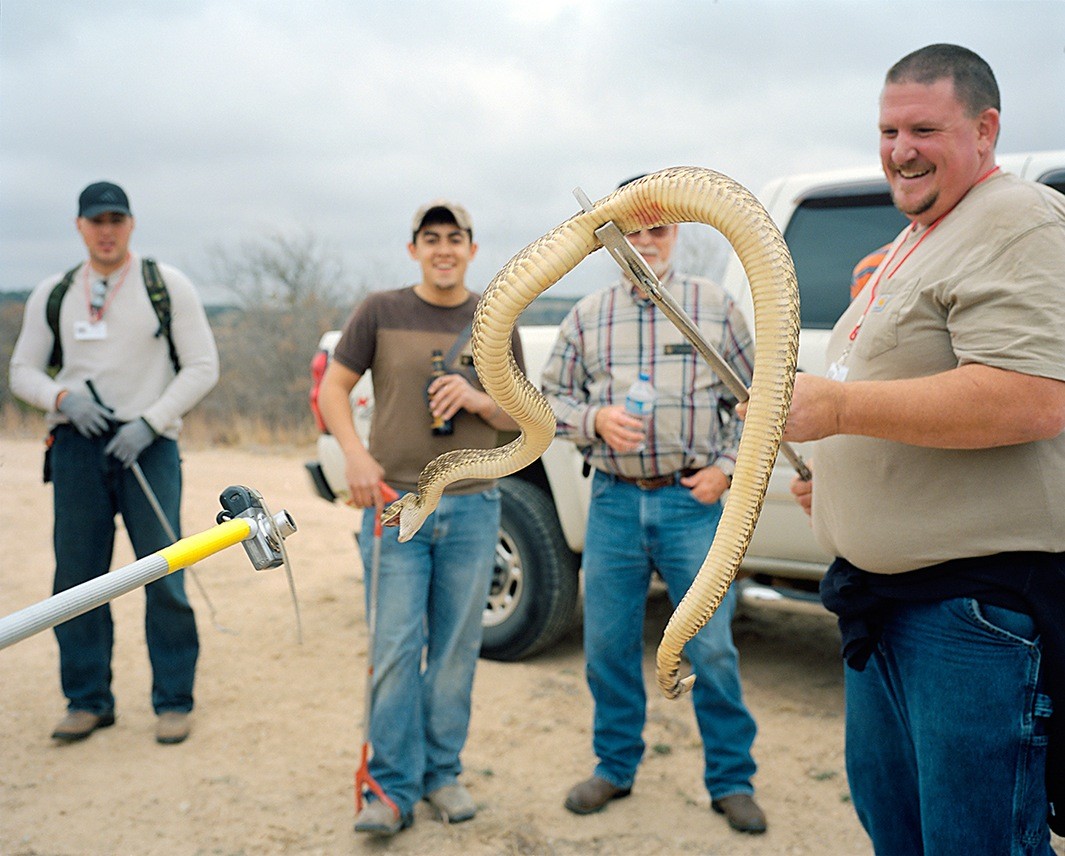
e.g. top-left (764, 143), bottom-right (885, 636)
top-left (141, 257), bottom-right (180, 373)
top-left (45, 264), bottom-right (83, 372)
top-left (45, 259), bottom-right (179, 374)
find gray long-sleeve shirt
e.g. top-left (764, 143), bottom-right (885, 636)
top-left (10, 252), bottom-right (219, 438)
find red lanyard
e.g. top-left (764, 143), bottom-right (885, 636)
top-left (848, 165), bottom-right (1001, 343)
top-left (83, 255), bottom-right (132, 322)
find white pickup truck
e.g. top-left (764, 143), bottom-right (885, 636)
top-left (307, 152), bottom-right (1065, 661)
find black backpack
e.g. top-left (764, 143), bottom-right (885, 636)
top-left (46, 257), bottom-right (180, 373)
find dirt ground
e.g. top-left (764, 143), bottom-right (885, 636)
top-left (1, 436), bottom-right (1061, 856)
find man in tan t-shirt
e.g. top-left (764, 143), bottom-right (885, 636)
top-left (774, 44), bottom-right (1065, 853)
top-left (317, 201), bottom-right (522, 838)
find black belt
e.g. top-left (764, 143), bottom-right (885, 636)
top-left (611, 468), bottom-right (700, 490)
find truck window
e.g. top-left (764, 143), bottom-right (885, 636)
top-left (1038, 169), bottom-right (1065, 196)
top-left (522, 294), bottom-right (579, 326)
top-left (783, 188), bottom-right (909, 329)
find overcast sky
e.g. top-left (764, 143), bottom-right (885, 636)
top-left (2, 1), bottom-right (1063, 303)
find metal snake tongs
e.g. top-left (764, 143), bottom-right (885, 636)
top-left (573, 187), bottom-right (810, 482)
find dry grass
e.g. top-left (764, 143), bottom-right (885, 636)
top-left (0, 404), bottom-right (317, 453)
top-left (0, 404), bottom-right (47, 439)
top-left (179, 410), bottom-right (318, 452)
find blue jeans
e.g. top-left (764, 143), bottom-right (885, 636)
top-left (846, 598), bottom-right (1052, 855)
top-left (582, 471), bottom-right (757, 799)
top-left (50, 425), bottom-right (198, 715)
top-left (359, 488), bottom-right (500, 815)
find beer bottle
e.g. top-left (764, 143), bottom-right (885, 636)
top-left (429, 349), bottom-right (454, 435)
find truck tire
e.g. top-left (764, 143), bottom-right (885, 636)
top-left (481, 477), bottom-right (580, 661)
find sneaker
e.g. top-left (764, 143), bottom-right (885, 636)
top-left (51, 710), bottom-right (115, 742)
top-left (425, 782), bottom-right (477, 823)
top-left (156, 712), bottom-right (191, 745)
top-left (354, 799), bottom-right (412, 836)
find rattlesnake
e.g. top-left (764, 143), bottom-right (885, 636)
top-left (382, 167), bottom-right (799, 698)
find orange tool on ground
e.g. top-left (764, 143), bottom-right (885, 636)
top-left (355, 482), bottom-right (401, 818)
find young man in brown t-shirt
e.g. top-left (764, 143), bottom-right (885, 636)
top-left (318, 201), bottom-right (522, 837)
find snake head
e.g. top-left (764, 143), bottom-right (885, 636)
top-left (379, 493), bottom-right (431, 543)
top-left (660, 673), bottom-right (696, 700)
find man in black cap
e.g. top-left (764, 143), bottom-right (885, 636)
top-left (9, 181), bottom-right (219, 745)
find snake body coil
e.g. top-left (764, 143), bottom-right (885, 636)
top-left (382, 167), bottom-right (799, 698)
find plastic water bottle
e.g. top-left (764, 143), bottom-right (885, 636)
top-left (624, 373), bottom-right (655, 452)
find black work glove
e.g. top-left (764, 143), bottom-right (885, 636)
top-left (104, 418), bottom-right (157, 467)
top-left (57, 391), bottom-right (112, 437)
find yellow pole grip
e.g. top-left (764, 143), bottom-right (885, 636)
top-left (159, 519), bottom-right (252, 572)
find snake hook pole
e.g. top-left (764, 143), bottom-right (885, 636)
top-left (0, 486), bottom-right (298, 651)
top-left (573, 187), bottom-right (811, 482)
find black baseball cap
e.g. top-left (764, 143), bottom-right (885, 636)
top-left (78, 182), bottom-right (132, 218)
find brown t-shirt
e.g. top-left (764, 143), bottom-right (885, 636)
top-left (332, 286), bottom-right (525, 494)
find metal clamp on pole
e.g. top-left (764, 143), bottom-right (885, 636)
top-left (217, 485), bottom-right (302, 643)
top-left (573, 186), bottom-right (812, 482)
top-left (0, 486), bottom-right (298, 652)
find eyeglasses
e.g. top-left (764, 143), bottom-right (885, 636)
top-left (627, 225), bottom-right (672, 239)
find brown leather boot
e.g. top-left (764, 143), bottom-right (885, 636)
top-left (156, 712), bottom-right (191, 745)
top-left (564, 775), bottom-right (632, 815)
top-left (711, 793), bottom-right (768, 834)
top-left (51, 710), bottom-right (115, 742)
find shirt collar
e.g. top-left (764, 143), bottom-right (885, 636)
top-left (624, 266), bottom-right (675, 305)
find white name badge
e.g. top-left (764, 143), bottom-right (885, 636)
top-left (826, 360), bottom-right (849, 382)
top-left (73, 320), bottom-right (108, 341)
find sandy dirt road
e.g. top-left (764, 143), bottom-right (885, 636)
top-left (1, 436), bottom-right (1057, 856)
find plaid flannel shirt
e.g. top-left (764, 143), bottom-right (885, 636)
top-left (540, 269), bottom-right (754, 480)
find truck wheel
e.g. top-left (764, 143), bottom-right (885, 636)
top-left (481, 477), bottom-right (580, 661)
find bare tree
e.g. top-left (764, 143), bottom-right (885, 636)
top-left (197, 231), bottom-right (362, 438)
top-left (0, 298), bottom-right (31, 413)
top-left (207, 230), bottom-right (354, 310)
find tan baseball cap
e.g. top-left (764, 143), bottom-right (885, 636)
top-left (410, 199), bottom-right (473, 236)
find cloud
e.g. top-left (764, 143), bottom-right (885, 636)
top-left (2, 0), bottom-right (1063, 300)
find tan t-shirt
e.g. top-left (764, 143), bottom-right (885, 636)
top-left (813, 171), bottom-right (1065, 573)
top-left (332, 286), bottom-right (524, 494)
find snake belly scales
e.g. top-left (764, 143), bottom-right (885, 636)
top-left (382, 166), bottom-right (799, 699)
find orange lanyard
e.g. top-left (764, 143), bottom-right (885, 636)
top-left (847, 165), bottom-right (1001, 343)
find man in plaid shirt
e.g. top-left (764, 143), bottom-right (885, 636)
top-left (540, 182), bottom-right (766, 835)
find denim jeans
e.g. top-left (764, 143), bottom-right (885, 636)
top-left (846, 598), bottom-right (1052, 855)
top-left (358, 487), bottom-right (500, 815)
top-left (581, 470), bottom-right (757, 799)
top-left (50, 425), bottom-right (198, 715)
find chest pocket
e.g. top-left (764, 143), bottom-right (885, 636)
top-left (852, 279), bottom-right (920, 361)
